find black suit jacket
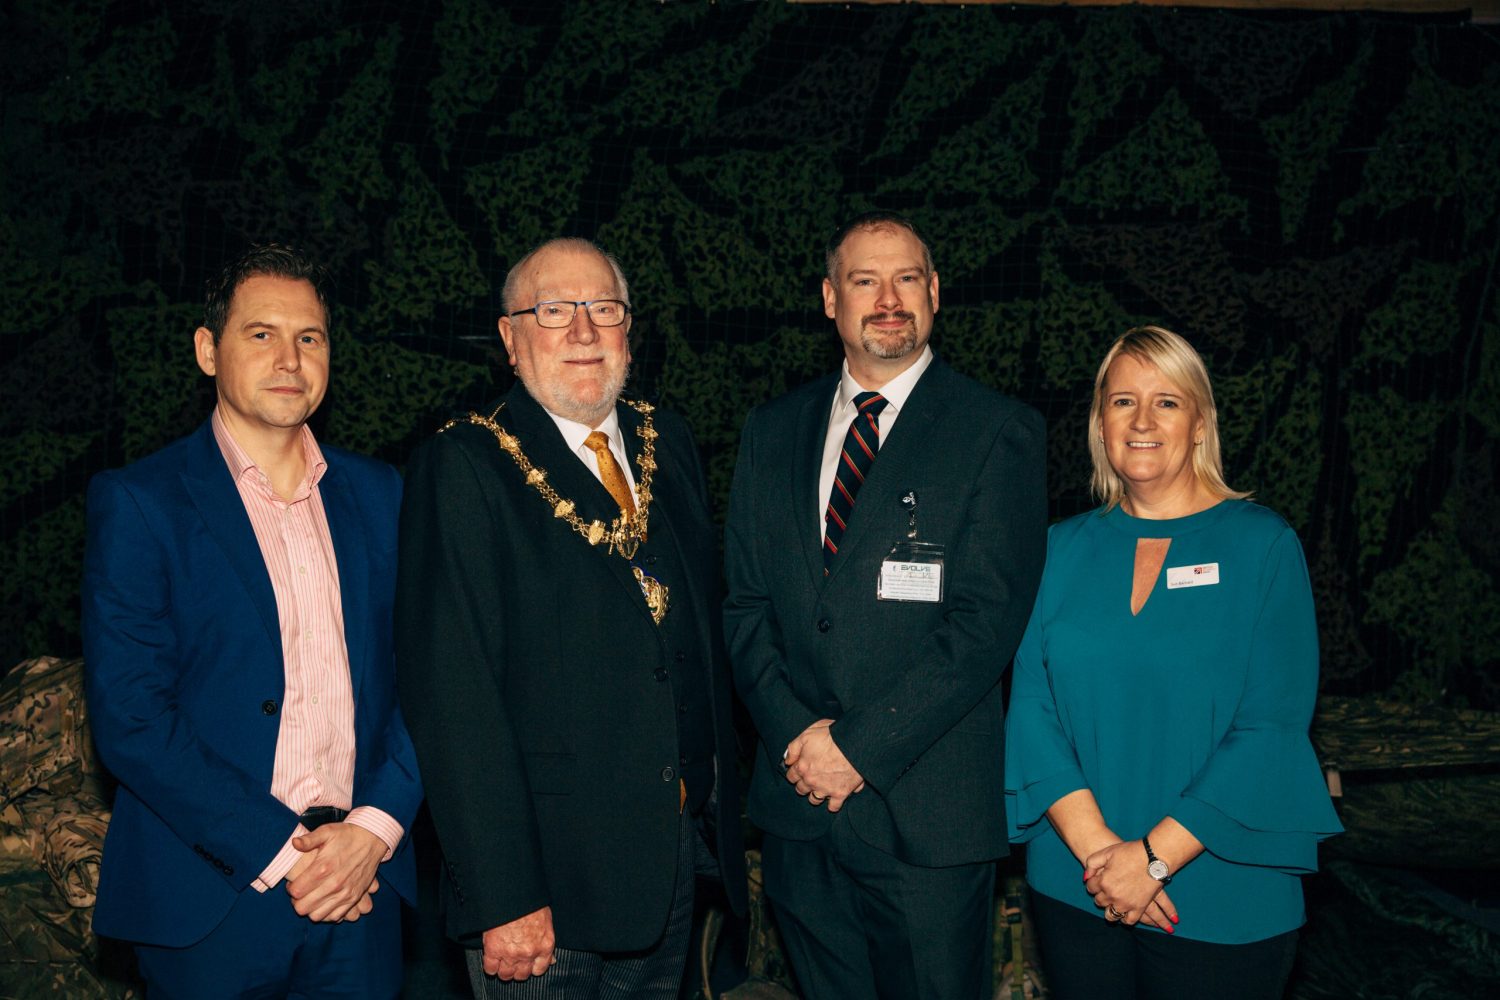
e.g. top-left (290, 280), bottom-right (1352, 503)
top-left (725, 357), bottom-right (1046, 867)
top-left (395, 385), bottom-right (745, 950)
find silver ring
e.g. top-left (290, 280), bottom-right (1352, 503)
top-left (1106, 905), bottom-right (1123, 920)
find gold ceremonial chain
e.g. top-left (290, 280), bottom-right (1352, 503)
top-left (444, 400), bottom-right (669, 624)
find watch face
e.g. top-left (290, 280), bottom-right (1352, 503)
top-left (1148, 859), bottom-right (1170, 881)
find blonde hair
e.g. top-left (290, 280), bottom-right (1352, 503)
top-left (1087, 325), bottom-right (1251, 511)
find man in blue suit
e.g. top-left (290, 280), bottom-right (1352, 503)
top-left (82, 243), bottom-right (422, 998)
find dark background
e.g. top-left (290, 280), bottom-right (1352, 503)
top-left (4, 1), bottom-right (1496, 709)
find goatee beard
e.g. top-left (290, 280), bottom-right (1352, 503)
top-left (860, 312), bottom-right (918, 360)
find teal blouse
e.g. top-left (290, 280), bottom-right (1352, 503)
top-left (1005, 500), bottom-right (1343, 944)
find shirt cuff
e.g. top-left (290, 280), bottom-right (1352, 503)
top-left (346, 806), bottom-right (403, 862)
top-left (252, 823), bottom-right (310, 893)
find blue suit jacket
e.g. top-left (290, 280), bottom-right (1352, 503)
top-left (82, 419), bottom-right (422, 948)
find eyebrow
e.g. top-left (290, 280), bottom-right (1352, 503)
top-left (845, 266), bottom-right (926, 278)
top-left (240, 319), bottom-right (326, 334)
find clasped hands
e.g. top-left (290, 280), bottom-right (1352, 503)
top-left (1082, 839), bottom-right (1179, 934)
top-left (285, 822), bottom-right (387, 923)
top-left (783, 719), bottom-right (865, 812)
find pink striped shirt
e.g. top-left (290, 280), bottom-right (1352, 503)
top-left (211, 409), bottom-right (403, 892)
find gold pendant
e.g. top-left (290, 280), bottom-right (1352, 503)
top-left (611, 527), bottom-right (640, 560)
top-left (587, 520), bottom-right (606, 545)
top-left (633, 567), bottom-right (670, 625)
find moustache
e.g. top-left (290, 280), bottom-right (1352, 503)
top-left (862, 311), bottom-right (916, 326)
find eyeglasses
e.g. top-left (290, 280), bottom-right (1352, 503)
top-left (508, 299), bottom-right (630, 329)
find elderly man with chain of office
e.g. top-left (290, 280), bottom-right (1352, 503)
top-left (396, 238), bottom-right (745, 999)
top-left (725, 212), bottom-right (1048, 999)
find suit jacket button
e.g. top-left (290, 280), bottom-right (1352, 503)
top-left (654, 667), bottom-right (669, 682)
top-left (817, 618), bottom-right (832, 633)
top-left (261, 700), bottom-right (278, 715)
top-left (661, 767), bottom-right (675, 781)
top-left (645, 554), bottom-right (658, 565)
top-left (224, 865), bottom-right (234, 876)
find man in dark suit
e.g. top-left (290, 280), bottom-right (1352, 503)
top-left (395, 237), bottom-right (745, 999)
top-left (724, 212), bottom-right (1047, 999)
top-left (82, 243), bottom-right (422, 998)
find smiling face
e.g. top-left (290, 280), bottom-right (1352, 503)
top-left (1100, 352), bottom-right (1208, 509)
top-left (193, 273), bottom-right (329, 445)
top-left (822, 225), bottom-right (939, 388)
top-left (498, 244), bottom-right (631, 427)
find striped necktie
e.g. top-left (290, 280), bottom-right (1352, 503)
top-left (823, 391), bottom-right (888, 573)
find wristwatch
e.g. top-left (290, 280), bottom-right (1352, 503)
top-left (1143, 835), bottom-right (1172, 885)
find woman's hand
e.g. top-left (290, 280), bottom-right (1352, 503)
top-left (1083, 840), bottom-right (1179, 933)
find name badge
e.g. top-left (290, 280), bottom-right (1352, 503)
top-left (1166, 562), bottom-right (1220, 589)
top-left (878, 541), bottom-right (945, 603)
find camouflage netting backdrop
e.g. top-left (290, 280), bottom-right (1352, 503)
top-left (2, 0), bottom-right (1497, 712)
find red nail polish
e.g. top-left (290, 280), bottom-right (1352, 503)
top-left (1165, 925), bottom-right (1174, 934)
top-left (1170, 914), bottom-right (1178, 924)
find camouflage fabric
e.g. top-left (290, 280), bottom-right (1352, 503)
top-left (0, 657), bottom-right (135, 997)
top-left (742, 849), bottom-right (797, 993)
top-left (0, 656), bottom-right (97, 807)
top-left (7, 787), bottom-right (111, 908)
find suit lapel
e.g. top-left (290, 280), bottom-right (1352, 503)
top-left (824, 362), bottom-right (953, 585)
top-left (180, 423), bottom-right (280, 649)
top-left (793, 380), bottom-right (836, 591)
top-left (320, 458), bottom-right (369, 700)
top-left (505, 389), bottom-right (657, 626)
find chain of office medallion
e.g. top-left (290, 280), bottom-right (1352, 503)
top-left (444, 400), bottom-right (658, 560)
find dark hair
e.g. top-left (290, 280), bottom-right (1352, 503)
top-left (202, 242), bottom-right (331, 342)
top-left (824, 211), bottom-right (935, 284)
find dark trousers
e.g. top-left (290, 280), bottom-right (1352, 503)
top-left (1030, 888), bottom-right (1299, 1000)
top-left (763, 813), bottom-right (995, 1000)
top-left (467, 811), bottom-right (711, 1000)
top-left (133, 878), bottom-right (401, 999)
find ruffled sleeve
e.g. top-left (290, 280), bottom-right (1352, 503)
top-left (1005, 534), bottom-right (1087, 843)
top-left (1170, 527), bottom-right (1343, 872)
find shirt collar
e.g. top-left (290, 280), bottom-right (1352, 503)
top-left (211, 407), bottom-right (327, 493)
top-left (542, 403), bottom-right (626, 459)
top-left (835, 344), bottom-right (934, 416)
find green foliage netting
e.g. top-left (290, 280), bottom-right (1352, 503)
top-left (1, 1), bottom-right (1497, 707)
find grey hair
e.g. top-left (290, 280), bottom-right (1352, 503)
top-left (501, 237), bottom-right (630, 315)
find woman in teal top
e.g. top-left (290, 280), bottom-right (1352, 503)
top-left (1005, 326), bottom-right (1342, 999)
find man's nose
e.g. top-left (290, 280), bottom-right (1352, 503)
top-left (273, 337), bottom-right (301, 370)
top-left (565, 308), bottom-right (600, 344)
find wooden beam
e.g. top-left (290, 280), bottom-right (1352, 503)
top-left (787, 0), bottom-right (1500, 21)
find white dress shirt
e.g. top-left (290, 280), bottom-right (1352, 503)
top-left (542, 406), bottom-right (639, 495)
top-left (816, 346), bottom-right (934, 541)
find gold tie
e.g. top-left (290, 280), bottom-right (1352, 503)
top-left (585, 431), bottom-right (636, 518)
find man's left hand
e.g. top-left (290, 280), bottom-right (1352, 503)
top-left (286, 823), bottom-right (387, 922)
top-left (784, 719), bottom-right (865, 811)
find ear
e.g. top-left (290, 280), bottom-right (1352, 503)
top-left (497, 315), bottom-right (518, 366)
top-left (929, 270), bottom-right (940, 314)
top-left (193, 327), bottom-right (217, 377)
top-left (822, 277), bottom-right (837, 320)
